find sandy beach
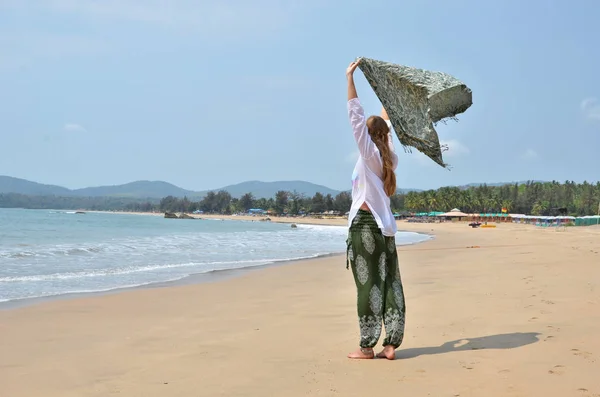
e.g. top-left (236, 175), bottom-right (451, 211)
top-left (1, 219), bottom-right (599, 396)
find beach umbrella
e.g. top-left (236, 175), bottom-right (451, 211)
top-left (357, 57), bottom-right (473, 167)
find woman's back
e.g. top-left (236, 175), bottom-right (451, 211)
top-left (347, 97), bottom-right (398, 237)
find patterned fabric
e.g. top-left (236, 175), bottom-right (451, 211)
top-left (357, 57), bottom-right (473, 168)
top-left (346, 209), bottom-right (406, 348)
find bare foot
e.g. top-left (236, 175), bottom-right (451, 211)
top-left (348, 347), bottom-right (374, 359)
top-left (376, 345), bottom-right (396, 360)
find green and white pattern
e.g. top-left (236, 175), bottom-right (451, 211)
top-left (357, 57), bottom-right (473, 168)
top-left (347, 210), bottom-right (406, 348)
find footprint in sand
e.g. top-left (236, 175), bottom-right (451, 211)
top-left (529, 316), bottom-right (538, 322)
top-left (577, 388), bottom-right (600, 397)
top-left (542, 300), bottom-right (555, 305)
top-left (572, 349), bottom-right (596, 363)
top-left (548, 365), bottom-right (565, 375)
top-left (546, 326), bottom-right (561, 338)
top-left (459, 360), bottom-right (477, 370)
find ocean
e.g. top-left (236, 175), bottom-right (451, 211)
top-left (0, 209), bottom-right (431, 305)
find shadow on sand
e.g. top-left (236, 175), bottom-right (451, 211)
top-left (396, 332), bottom-right (541, 360)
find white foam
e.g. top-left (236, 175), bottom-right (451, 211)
top-left (0, 211), bottom-right (431, 303)
top-left (0, 255), bottom-right (324, 283)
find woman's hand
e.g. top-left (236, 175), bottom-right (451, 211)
top-left (346, 59), bottom-right (361, 79)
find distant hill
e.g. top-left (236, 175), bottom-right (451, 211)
top-left (458, 180), bottom-right (547, 189)
top-left (0, 176), bottom-right (195, 199)
top-left (0, 176), bottom-right (343, 199)
top-left (199, 180), bottom-right (341, 199)
top-left (0, 176), bottom-right (71, 196)
top-left (397, 188), bottom-right (422, 194)
top-left (0, 175), bottom-right (536, 200)
top-left (72, 181), bottom-right (196, 198)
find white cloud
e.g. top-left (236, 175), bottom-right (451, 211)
top-left (64, 123), bottom-right (87, 133)
top-left (581, 97), bottom-right (600, 121)
top-left (440, 139), bottom-right (470, 158)
top-left (522, 148), bottom-right (538, 160)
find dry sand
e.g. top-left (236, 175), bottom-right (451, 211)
top-left (1, 219), bottom-right (599, 396)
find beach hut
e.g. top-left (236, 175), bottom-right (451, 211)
top-left (438, 208), bottom-right (470, 221)
top-left (439, 208), bottom-right (469, 217)
top-left (394, 211), bottom-right (411, 220)
top-left (578, 215), bottom-right (600, 226)
top-left (510, 214), bottom-right (526, 224)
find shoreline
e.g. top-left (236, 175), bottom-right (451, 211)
top-left (89, 210), bottom-right (443, 237)
top-left (0, 251), bottom-right (346, 311)
top-left (0, 215), bottom-right (433, 311)
top-left (89, 210), bottom-right (352, 226)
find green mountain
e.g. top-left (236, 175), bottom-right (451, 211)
top-left (198, 180), bottom-right (341, 199)
top-left (457, 180), bottom-right (547, 189)
top-left (72, 181), bottom-right (196, 198)
top-left (0, 176), bottom-right (342, 199)
top-left (0, 176), bottom-right (71, 196)
top-left (0, 175), bottom-right (476, 201)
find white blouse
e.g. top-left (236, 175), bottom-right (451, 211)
top-left (347, 98), bottom-right (398, 236)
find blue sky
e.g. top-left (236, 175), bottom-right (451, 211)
top-left (1, 0), bottom-right (599, 192)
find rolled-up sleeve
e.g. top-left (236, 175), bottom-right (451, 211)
top-left (348, 98), bottom-right (376, 160)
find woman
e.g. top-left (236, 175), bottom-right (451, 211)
top-left (345, 59), bottom-right (406, 360)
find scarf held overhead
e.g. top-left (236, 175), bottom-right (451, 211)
top-left (357, 57), bottom-right (473, 168)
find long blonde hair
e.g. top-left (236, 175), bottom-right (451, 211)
top-left (367, 115), bottom-right (397, 197)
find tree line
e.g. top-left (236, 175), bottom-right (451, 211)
top-left (131, 181), bottom-right (600, 216)
top-left (403, 180), bottom-right (600, 216)
top-left (150, 190), bottom-right (357, 215)
top-left (1, 180), bottom-right (599, 216)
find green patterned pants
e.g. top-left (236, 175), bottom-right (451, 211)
top-left (346, 209), bottom-right (406, 348)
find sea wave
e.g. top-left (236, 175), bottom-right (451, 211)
top-left (0, 253), bottom-right (338, 304)
top-left (0, 279), bottom-right (181, 304)
top-left (0, 229), bottom-right (334, 259)
top-left (0, 209), bottom-right (432, 305)
top-left (0, 245), bottom-right (107, 259)
top-left (0, 254), bottom-right (328, 284)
